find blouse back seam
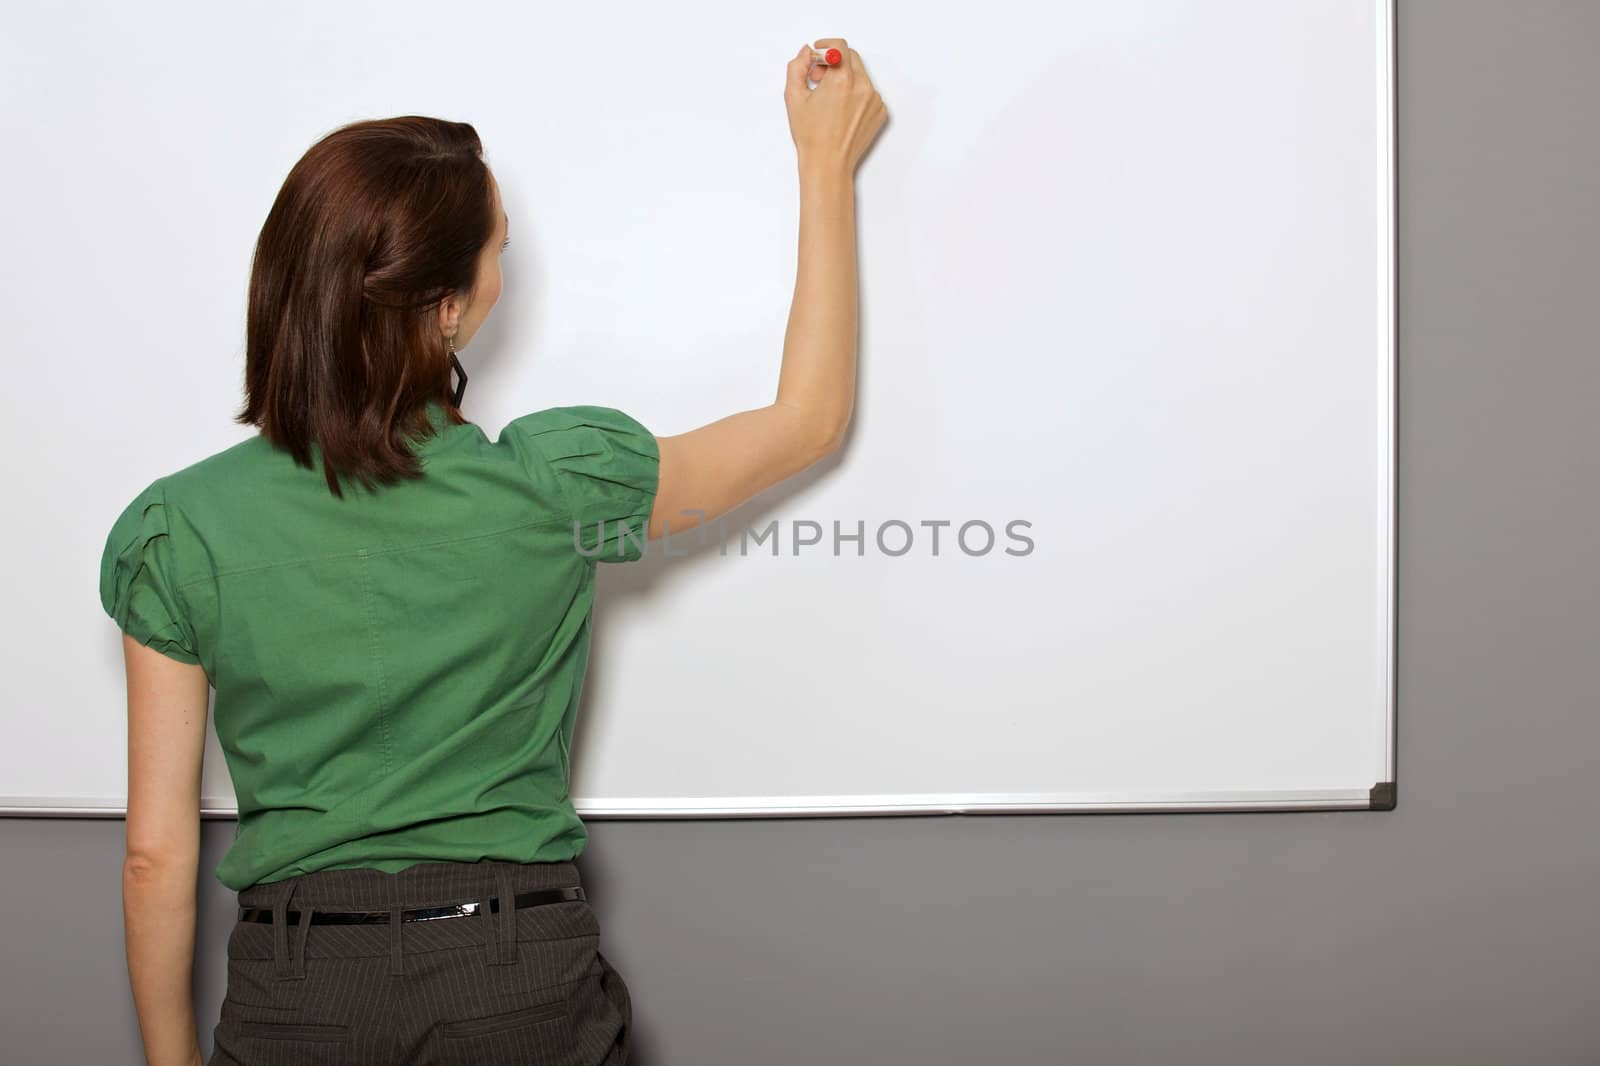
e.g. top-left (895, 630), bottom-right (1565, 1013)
top-left (171, 514), bottom-right (583, 591)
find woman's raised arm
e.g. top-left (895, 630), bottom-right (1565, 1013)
top-left (648, 39), bottom-right (888, 542)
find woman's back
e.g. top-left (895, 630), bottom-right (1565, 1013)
top-left (100, 398), bottom-right (658, 890)
top-left (100, 46), bottom-right (886, 1064)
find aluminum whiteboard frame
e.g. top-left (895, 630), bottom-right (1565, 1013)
top-left (10, 0), bottom-right (1398, 821)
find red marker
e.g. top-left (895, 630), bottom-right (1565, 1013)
top-left (809, 47), bottom-right (844, 66)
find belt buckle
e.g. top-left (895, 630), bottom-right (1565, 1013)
top-left (408, 900), bottom-right (482, 922)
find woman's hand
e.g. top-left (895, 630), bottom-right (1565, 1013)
top-left (784, 38), bottom-right (889, 175)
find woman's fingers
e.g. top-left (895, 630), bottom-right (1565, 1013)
top-left (811, 37), bottom-right (848, 85)
top-left (786, 44), bottom-right (813, 98)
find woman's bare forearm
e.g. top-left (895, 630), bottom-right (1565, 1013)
top-left (650, 164), bottom-right (858, 539)
top-left (774, 161), bottom-right (858, 449)
top-left (124, 858), bottom-right (203, 1066)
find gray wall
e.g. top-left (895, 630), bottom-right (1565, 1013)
top-left (7, 3), bottom-right (1598, 1062)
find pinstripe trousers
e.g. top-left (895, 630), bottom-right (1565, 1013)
top-left (208, 860), bottom-right (632, 1065)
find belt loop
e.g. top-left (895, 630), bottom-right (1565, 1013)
top-left (480, 890), bottom-right (499, 966)
top-left (270, 879), bottom-right (298, 982)
top-left (389, 906), bottom-right (405, 977)
top-left (290, 903), bottom-right (314, 980)
top-left (494, 866), bottom-right (518, 965)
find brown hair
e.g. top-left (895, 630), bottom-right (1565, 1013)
top-left (235, 116), bottom-right (494, 497)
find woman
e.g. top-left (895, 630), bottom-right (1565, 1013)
top-left (98, 39), bottom-right (886, 1066)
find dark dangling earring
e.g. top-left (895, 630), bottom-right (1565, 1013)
top-left (448, 335), bottom-right (468, 406)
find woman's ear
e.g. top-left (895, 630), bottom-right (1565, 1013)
top-left (437, 295), bottom-right (461, 338)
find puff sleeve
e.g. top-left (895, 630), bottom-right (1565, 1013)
top-left (504, 406), bottom-right (660, 563)
top-left (98, 478), bottom-right (202, 664)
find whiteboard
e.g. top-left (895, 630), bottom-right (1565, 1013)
top-left (5, 0), bottom-right (1395, 816)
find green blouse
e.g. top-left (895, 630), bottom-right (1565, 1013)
top-left (98, 399), bottom-right (658, 891)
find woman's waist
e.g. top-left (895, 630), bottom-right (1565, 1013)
top-left (237, 857), bottom-right (583, 910)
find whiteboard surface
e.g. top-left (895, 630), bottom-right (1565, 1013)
top-left (4, 0), bottom-right (1394, 816)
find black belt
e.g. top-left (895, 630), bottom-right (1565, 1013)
top-left (239, 885), bottom-right (585, 925)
